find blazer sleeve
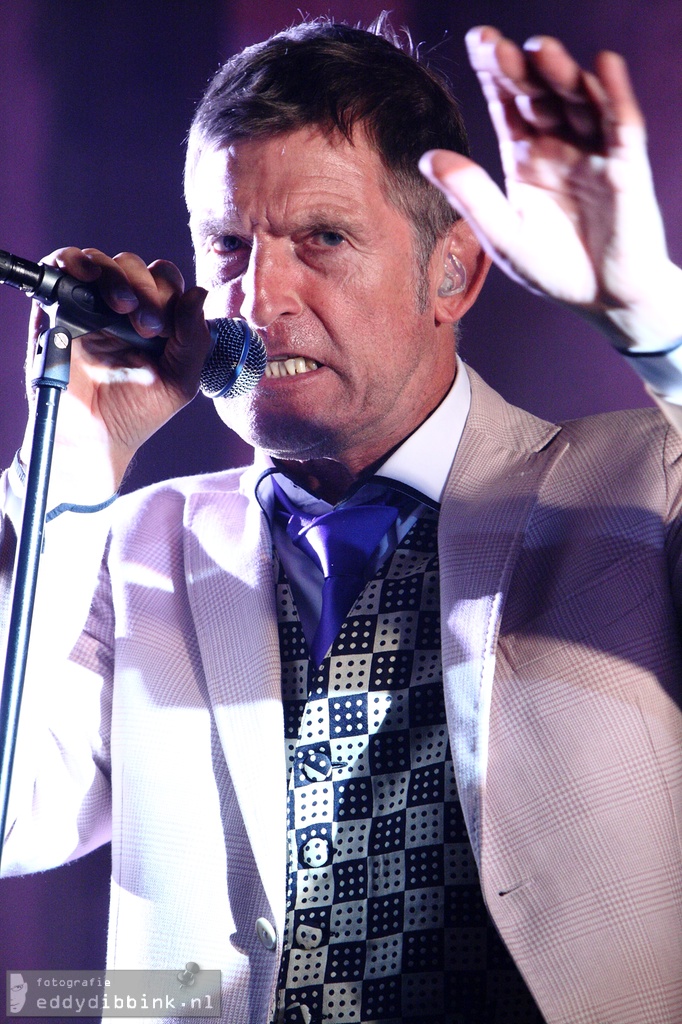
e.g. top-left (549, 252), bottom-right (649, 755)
top-left (1, 467), bottom-right (114, 875)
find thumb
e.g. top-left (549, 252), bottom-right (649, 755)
top-left (162, 286), bottom-right (212, 398)
top-left (419, 149), bottom-right (525, 269)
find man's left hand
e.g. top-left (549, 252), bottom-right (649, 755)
top-left (419, 26), bottom-right (682, 352)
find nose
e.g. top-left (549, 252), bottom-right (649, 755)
top-left (239, 239), bottom-right (303, 329)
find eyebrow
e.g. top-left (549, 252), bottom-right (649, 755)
top-left (293, 213), bottom-right (364, 237)
top-left (189, 214), bottom-right (237, 240)
top-left (191, 210), bottom-right (368, 245)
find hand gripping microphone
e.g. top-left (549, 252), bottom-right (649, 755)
top-left (0, 249), bottom-right (266, 399)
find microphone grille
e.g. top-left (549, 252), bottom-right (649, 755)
top-left (200, 318), bottom-right (267, 399)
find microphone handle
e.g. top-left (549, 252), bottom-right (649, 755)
top-left (0, 249), bottom-right (165, 353)
top-left (51, 273), bottom-right (166, 355)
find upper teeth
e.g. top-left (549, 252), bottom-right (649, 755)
top-left (265, 357), bottom-right (319, 378)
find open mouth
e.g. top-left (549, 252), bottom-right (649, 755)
top-left (264, 357), bottom-right (320, 379)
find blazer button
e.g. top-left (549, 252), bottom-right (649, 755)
top-left (255, 917), bottom-right (277, 950)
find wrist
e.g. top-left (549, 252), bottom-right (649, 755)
top-left (10, 451), bottom-right (119, 522)
top-left (596, 260), bottom-right (682, 353)
top-left (616, 339), bottom-right (682, 404)
top-left (19, 429), bottom-right (132, 509)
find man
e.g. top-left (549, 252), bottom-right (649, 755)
top-left (2, 17), bottom-right (682, 1024)
top-left (9, 973), bottom-right (28, 1014)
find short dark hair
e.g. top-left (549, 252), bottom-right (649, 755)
top-left (186, 16), bottom-right (469, 285)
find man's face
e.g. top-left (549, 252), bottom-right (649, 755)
top-left (10, 974), bottom-right (27, 1013)
top-left (188, 127), bottom-right (457, 473)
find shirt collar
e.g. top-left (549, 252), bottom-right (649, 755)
top-left (375, 355), bottom-right (470, 504)
top-left (255, 356), bottom-right (471, 513)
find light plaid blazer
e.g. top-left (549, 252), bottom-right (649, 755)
top-left (2, 367), bottom-right (682, 1024)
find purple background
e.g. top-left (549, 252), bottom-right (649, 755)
top-left (1, 0), bottom-right (680, 1000)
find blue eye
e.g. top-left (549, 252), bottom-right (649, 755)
top-left (212, 235), bottom-right (243, 254)
top-left (317, 231), bottom-right (344, 247)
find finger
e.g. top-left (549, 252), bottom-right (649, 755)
top-left (100, 251), bottom-right (163, 333)
top-left (45, 246), bottom-right (104, 281)
top-left (523, 37), bottom-right (607, 146)
top-left (93, 252), bottom-right (181, 338)
top-left (467, 28), bottom-right (606, 148)
top-left (148, 259), bottom-right (185, 295)
top-left (465, 27), bottom-right (537, 97)
top-left (464, 30), bottom-right (537, 144)
top-left (515, 90), bottom-right (601, 141)
top-left (420, 148), bottom-right (603, 304)
top-left (514, 94), bottom-right (565, 132)
top-left (465, 31), bottom-right (564, 151)
top-left (477, 69), bottom-right (535, 146)
top-left (25, 301), bottom-right (50, 397)
top-left (517, 38), bottom-right (644, 148)
top-left (78, 247), bottom-right (141, 314)
top-left (522, 36), bottom-right (590, 103)
top-left (28, 299), bottom-right (49, 342)
top-left (593, 50), bottom-right (646, 137)
top-left (145, 258), bottom-right (186, 336)
top-left (161, 286), bottom-right (211, 400)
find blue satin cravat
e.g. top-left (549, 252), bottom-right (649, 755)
top-left (272, 479), bottom-right (401, 665)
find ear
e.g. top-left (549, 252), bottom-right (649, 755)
top-left (433, 219), bottom-right (491, 325)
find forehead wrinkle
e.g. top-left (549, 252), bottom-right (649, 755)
top-left (231, 137), bottom-right (380, 217)
top-left (251, 162), bottom-right (398, 242)
top-left (194, 187), bottom-right (371, 244)
top-left (189, 129), bottom-right (411, 248)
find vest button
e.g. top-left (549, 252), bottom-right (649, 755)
top-left (295, 924), bottom-right (323, 949)
top-left (255, 917), bottom-right (277, 950)
top-left (284, 1006), bottom-right (311, 1024)
top-left (299, 836), bottom-right (332, 867)
top-left (302, 751), bottom-right (332, 781)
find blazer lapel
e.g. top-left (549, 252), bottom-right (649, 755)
top-left (183, 466), bottom-right (287, 931)
top-left (438, 368), bottom-right (568, 867)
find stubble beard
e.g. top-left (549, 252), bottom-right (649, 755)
top-left (213, 391), bottom-right (349, 463)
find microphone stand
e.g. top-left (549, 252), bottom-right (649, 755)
top-left (0, 325), bottom-right (72, 867)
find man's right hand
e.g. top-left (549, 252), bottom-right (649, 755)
top-left (20, 247), bottom-right (214, 502)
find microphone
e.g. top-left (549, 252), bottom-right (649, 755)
top-left (0, 249), bottom-right (266, 399)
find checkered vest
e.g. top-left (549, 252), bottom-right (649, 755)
top-left (273, 508), bottom-right (542, 1024)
